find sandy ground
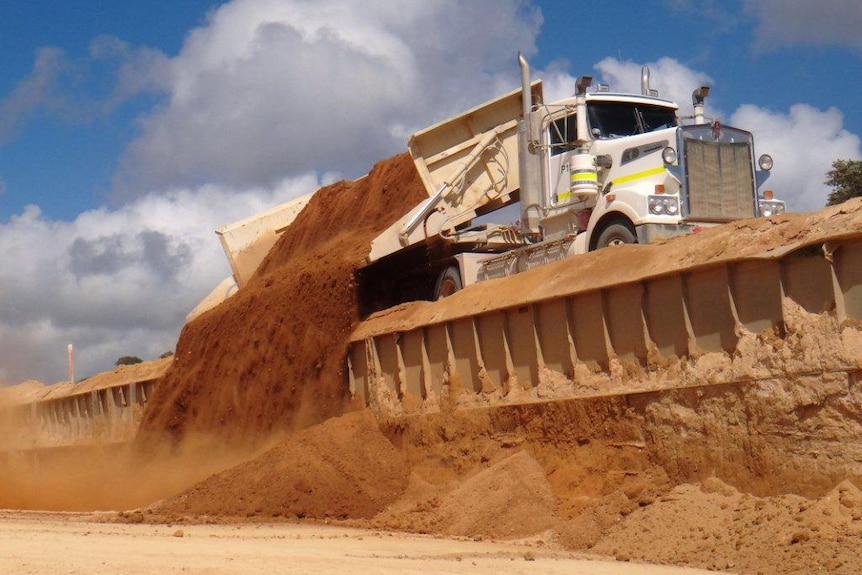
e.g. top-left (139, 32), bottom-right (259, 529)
top-left (0, 510), bottom-right (723, 575)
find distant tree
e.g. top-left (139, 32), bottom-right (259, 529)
top-left (826, 159), bottom-right (862, 206)
top-left (115, 356), bottom-right (143, 366)
top-left (159, 351), bottom-right (174, 359)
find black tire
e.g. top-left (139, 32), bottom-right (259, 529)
top-left (595, 222), bottom-right (637, 249)
top-left (434, 266), bottom-right (462, 300)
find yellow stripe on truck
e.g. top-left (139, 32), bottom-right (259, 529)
top-left (612, 166), bottom-right (666, 186)
top-left (570, 170), bottom-right (598, 182)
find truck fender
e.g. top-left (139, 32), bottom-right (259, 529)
top-left (585, 204), bottom-right (640, 251)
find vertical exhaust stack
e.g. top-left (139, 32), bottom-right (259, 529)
top-left (641, 66), bottom-right (650, 96)
top-left (519, 52), bottom-right (531, 120)
top-left (692, 86), bottom-right (710, 125)
top-left (575, 75), bottom-right (593, 147)
top-left (518, 52), bottom-right (542, 236)
top-left (641, 66), bottom-right (659, 97)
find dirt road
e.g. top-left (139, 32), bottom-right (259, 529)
top-left (0, 511), bottom-right (723, 575)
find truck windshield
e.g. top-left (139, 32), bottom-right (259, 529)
top-left (588, 102), bottom-right (677, 139)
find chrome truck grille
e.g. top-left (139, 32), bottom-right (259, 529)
top-left (682, 128), bottom-right (757, 220)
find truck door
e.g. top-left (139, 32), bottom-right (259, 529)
top-left (547, 114), bottom-right (579, 208)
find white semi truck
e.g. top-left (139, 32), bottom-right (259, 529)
top-left (356, 54), bottom-right (784, 313)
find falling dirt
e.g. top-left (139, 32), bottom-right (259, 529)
top-left (3, 152), bottom-right (862, 575)
top-left (136, 153), bottom-right (428, 447)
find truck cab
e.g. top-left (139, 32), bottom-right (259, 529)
top-left (527, 83), bottom-right (783, 254)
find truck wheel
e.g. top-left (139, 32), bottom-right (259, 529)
top-left (595, 223), bottom-right (637, 249)
top-left (434, 266), bottom-right (462, 300)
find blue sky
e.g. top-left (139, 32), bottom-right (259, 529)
top-left (0, 0), bottom-right (860, 384)
top-left (0, 1), bottom-right (214, 219)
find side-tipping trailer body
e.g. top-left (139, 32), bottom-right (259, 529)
top-left (357, 55), bottom-right (783, 314)
top-left (349, 224), bottom-right (862, 419)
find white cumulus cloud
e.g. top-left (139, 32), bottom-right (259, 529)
top-left (0, 174), bottom-right (319, 384)
top-left (731, 104), bottom-right (861, 211)
top-left (114, 0), bottom-right (542, 194)
top-left (743, 0), bottom-right (862, 51)
top-left (594, 57), bottom-right (715, 119)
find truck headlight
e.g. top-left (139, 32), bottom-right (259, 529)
top-left (758, 199), bottom-right (785, 217)
top-left (649, 195), bottom-right (680, 216)
top-left (662, 147), bottom-right (678, 165)
top-left (758, 154), bottom-right (773, 171)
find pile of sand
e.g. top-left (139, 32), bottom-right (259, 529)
top-left (155, 410), bottom-right (410, 521)
top-left (371, 450), bottom-right (559, 539)
top-left (587, 478), bottom-right (862, 574)
top-left (137, 153), bottom-right (428, 447)
top-left (147, 388), bottom-right (862, 574)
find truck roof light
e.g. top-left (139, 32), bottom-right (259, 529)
top-left (596, 83), bottom-right (610, 92)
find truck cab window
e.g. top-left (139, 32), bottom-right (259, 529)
top-left (549, 114), bottom-right (577, 156)
top-left (588, 102), bottom-right (677, 138)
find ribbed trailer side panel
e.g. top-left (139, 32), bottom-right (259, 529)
top-left (349, 236), bottom-right (862, 418)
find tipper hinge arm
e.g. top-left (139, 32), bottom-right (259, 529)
top-left (398, 129), bottom-right (504, 246)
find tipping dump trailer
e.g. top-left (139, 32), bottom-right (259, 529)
top-left (356, 54), bottom-right (785, 314)
top-left (347, 55), bottom-right (862, 419)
